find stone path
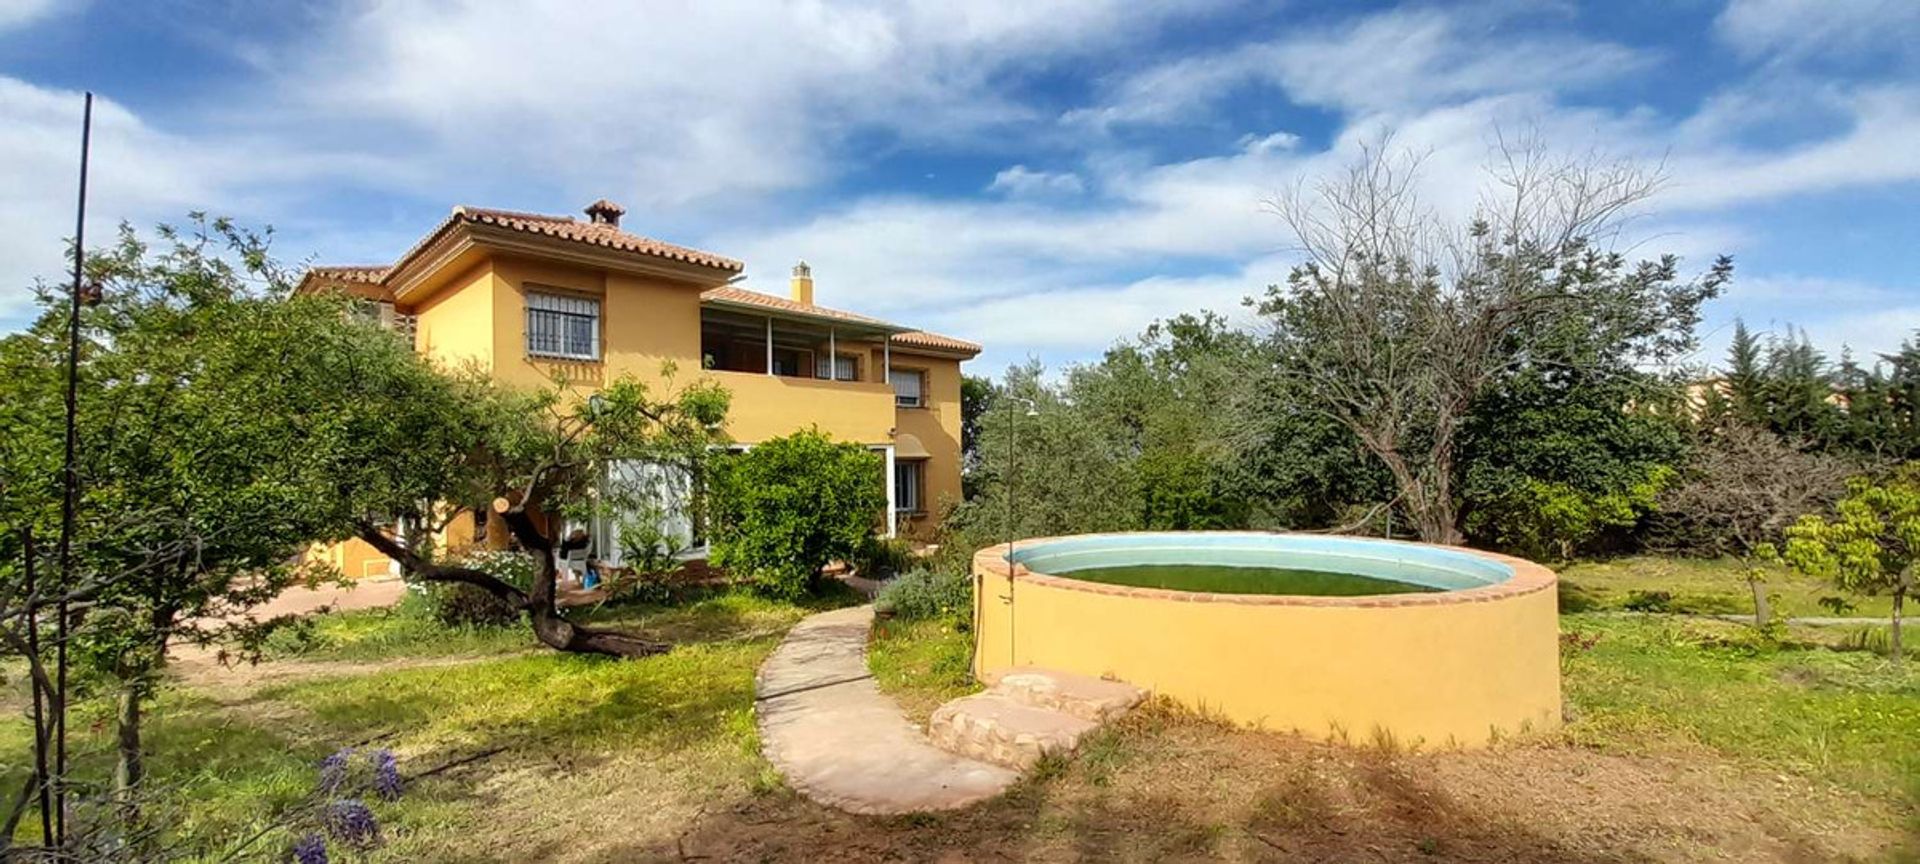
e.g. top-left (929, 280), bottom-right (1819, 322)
top-left (755, 605), bottom-right (1018, 815)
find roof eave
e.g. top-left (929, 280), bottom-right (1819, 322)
top-left (699, 297), bottom-right (914, 335)
top-left (388, 221), bottom-right (741, 302)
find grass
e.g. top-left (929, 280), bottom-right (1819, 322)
top-left (1558, 555), bottom-right (1897, 619)
top-left (1559, 612), bottom-right (1920, 806)
top-left (867, 615), bottom-right (979, 722)
top-left (3, 588), bottom-right (837, 861)
top-left (9, 573), bottom-right (1916, 861)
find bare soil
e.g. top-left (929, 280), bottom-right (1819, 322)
top-left (637, 705), bottom-right (1912, 864)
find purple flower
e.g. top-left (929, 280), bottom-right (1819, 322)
top-left (325, 798), bottom-right (380, 848)
top-left (317, 748), bottom-right (353, 795)
top-left (293, 833), bottom-right (328, 864)
top-left (372, 748), bottom-right (403, 801)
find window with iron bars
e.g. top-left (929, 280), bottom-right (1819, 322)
top-left (526, 290), bottom-right (600, 361)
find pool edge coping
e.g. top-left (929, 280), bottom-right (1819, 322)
top-left (972, 531), bottom-right (1557, 608)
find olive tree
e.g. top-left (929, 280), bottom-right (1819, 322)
top-left (1254, 137), bottom-right (1728, 544)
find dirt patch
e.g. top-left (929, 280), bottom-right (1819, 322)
top-left (629, 707), bottom-right (1911, 863)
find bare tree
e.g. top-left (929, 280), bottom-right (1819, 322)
top-left (1253, 134), bottom-right (1727, 544)
top-left (1654, 423), bottom-right (1856, 627)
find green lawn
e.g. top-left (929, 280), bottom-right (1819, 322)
top-left (1558, 555), bottom-right (1897, 619)
top-left (867, 615), bottom-right (978, 722)
top-left (4, 590), bottom-right (839, 861)
top-left (1559, 613), bottom-right (1920, 806)
top-left (6, 580), bottom-right (1913, 861)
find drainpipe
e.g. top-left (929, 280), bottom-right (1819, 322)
top-left (828, 326), bottom-right (836, 380)
top-left (765, 316), bottom-right (774, 376)
top-left (884, 444), bottom-right (898, 539)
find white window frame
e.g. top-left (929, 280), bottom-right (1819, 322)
top-left (816, 352), bottom-right (859, 381)
top-left (525, 289), bottom-right (601, 361)
top-left (894, 459), bottom-right (923, 513)
top-left (890, 368), bottom-right (925, 408)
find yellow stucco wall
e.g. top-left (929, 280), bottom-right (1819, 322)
top-left (709, 370), bottom-right (896, 445)
top-left (391, 249), bottom-right (973, 539)
top-left (972, 537), bottom-right (1562, 748)
top-left (412, 262), bottom-right (498, 373)
top-left (306, 536), bottom-right (395, 581)
top-left (888, 349), bottom-right (965, 535)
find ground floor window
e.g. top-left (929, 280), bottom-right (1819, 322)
top-left (894, 459), bottom-right (924, 513)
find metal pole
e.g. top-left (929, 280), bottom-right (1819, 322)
top-left (764, 317), bottom-right (773, 375)
top-left (23, 529), bottom-right (52, 846)
top-left (53, 90), bottom-right (92, 849)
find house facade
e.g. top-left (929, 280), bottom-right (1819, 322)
top-left (299, 199), bottom-right (979, 578)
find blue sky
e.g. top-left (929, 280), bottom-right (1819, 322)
top-left (2, 0), bottom-right (1917, 375)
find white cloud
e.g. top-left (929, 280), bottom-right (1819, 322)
top-left (0, 78), bottom-right (224, 322)
top-left (285, 0), bottom-right (1221, 209)
top-left (1066, 7), bottom-right (1651, 128)
top-left (0, 0), bottom-right (61, 32)
top-left (1716, 0), bottom-right (1920, 63)
top-left (987, 165), bottom-right (1085, 197)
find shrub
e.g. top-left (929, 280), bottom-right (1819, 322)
top-left (710, 429), bottom-right (885, 598)
top-left (875, 567), bottom-right (973, 622)
top-left (1622, 590), bottom-right (1673, 613)
top-left (416, 549), bottom-right (533, 627)
top-left (853, 536), bottom-right (916, 579)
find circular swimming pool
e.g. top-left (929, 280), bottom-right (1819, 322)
top-left (971, 532), bottom-right (1560, 748)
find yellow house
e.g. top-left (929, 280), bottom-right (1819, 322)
top-left (299, 199), bottom-right (979, 578)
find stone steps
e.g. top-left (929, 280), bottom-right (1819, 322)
top-left (927, 667), bottom-right (1146, 771)
top-left (990, 667), bottom-right (1148, 722)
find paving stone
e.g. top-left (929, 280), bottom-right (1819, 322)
top-left (755, 605), bottom-right (1017, 815)
top-left (990, 666), bottom-right (1147, 722)
top-left (927, 692), bottom-right (1097, 771)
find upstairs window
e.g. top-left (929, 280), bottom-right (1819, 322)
top-left (890, 369), bottom-right (924, 408)
top-left (816, 353), bottom-right (859, 381)
top-left (526, 290), bottom-right (600, 361)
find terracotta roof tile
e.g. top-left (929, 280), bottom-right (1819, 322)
top-left (305, 264), bottom-right (390, 284)
top-left (699, 287), bottom-right (980, 356)
top-left (894, 330), bottom-right (982, 355)
top-left (700, 285), bottom-right (898, 328)
top-left (457, 206), bottom-right (742, 272)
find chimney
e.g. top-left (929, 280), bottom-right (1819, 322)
top-left (584, 198), bottom-right (626, 227)
top-left (790, 260), bottom-right (814, 305)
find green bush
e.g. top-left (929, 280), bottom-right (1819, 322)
top-left (709, 429), bottom-right (885, 598)
top-left (416, 549), bottom-right (534, 627)
top-left (853, 535), bottom-right (916, 579)
top-left (1622, 589), bottom-right (1673, 613)
top-left (875, 567), bottom-right (973, 622)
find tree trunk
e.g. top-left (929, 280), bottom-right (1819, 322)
top-left (113, 679), bottom-right (145, 798)
top-left (357, 514), bottom-right (666, 659)
top-left (1748, 575), bottom-right (1770, 630)
top-left (494, 500), bottom-right (668, 658)
top-left (1892, 588), bottom-right (1904, 664)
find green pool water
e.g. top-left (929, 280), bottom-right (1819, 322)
top-left (1058, 563), bottom-right (1443, 596)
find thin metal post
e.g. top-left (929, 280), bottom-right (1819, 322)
top-left (764, 317), bottom-right (774, 376)
top-left (23, 529), bottom-right (51, 845)
top-left (54, 90), bottom-right (92, 849)
top-left (828, 327), bottom-right (836, 380)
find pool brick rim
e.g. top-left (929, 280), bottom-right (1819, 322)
top-left (972, 530), bottom-right (1557, 609)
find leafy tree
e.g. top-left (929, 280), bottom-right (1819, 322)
top-left (0, 218), bottom-right (439, 812)
top-left (330, 365), bottom-right (731, 657)
top-left (959, 374), bottom-right (995, 498)
top-left (1458, 358), bottom-right (1689, 559)
top-left (1254, 140), bottom-right (1727, 543)
top-left (708, 429), bottom-right (884, 598)
top-left (1653, 424), bottom-right (1853, 627)
top-left (1784, 467), bottom-right (1919, 662)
